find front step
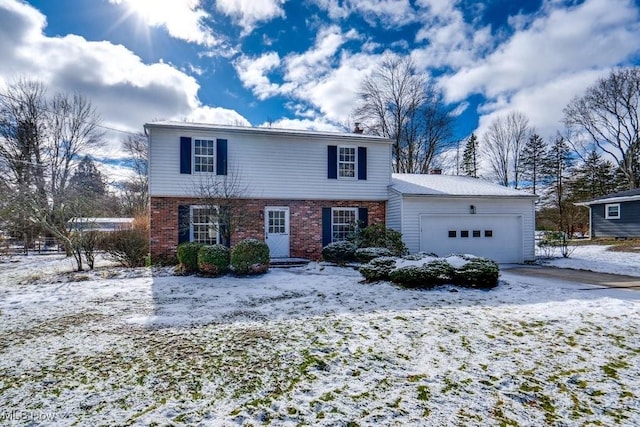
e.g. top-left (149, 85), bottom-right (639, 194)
top-left (270, 257), bottom-right (311, 268)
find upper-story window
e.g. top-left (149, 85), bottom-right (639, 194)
top-left (194, 139), bottom-right (215, 173)
top-left (338, 146), bottom-right (356, 178)
top-left (605, 203), bottom-right (620, 219)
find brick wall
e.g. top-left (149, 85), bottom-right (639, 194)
top-left (150, 197), bottom-right (386, 260)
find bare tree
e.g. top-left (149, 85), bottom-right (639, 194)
top-left (354, 54), bottom-right (453, 173)
top-left (191, 166), bottom-right (251, 247)
top-left (0, 78), bottom-right (104, 265)
top-left (564, 67), bottom-right (640, 189)
top-left (119, 133), bottom-right (149, 216)
top-left (483, 111), bottom-right (531, 187)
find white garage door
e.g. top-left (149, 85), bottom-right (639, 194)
top-left (420, 215), bottom-right (522, 263)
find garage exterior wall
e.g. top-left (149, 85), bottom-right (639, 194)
top-left (397, 196), bottom-right (536, 262)
top-left (386, 190), bottom-right (403, 234)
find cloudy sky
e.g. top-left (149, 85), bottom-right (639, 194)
top-left (1, 0), bottom-right (639, 174)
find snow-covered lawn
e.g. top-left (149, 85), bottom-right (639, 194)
top-left (1, 248), bottom-right (639, 426)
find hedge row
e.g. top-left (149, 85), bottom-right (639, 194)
top-left (177, 238), bottom-right (270, 276)
top-left (359, 253), bottom-right (499, 289)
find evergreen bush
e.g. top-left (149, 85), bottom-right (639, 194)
top-left (197, 244), bottom-right (230, 276)
top-left (230, 238), bottom-right (270, 275)
top-left (452, 258), bottom-right (499, 288)
top-left (358, 256), bottom-right (397, 281)
top-left (177, 242), bottom-right (204, 273)
top-left (321, 240), bottom-right (357, 264)
top-left (355, 247), bottom-right (394, 263)
top-left (348, 223), bottom-right (407, 256)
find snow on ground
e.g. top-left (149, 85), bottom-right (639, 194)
top-left (539, 244), bottom-right (640, 277)
top-left (0, 249), bottom-right (639, 426)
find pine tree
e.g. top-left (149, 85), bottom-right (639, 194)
top-left (461, 133), bottom-right (479, 178)
top-left (67, 155), bottom-right (108, 216)
top-left (520, 133), bottom-right (547, 194)
top-left (544, 136), bottom-right (574, 235)
top-left (569, 150), bottom-right (618, 201)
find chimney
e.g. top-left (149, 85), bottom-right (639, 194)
top-left (430, 168), bottom-right (442, 175)
top-left (353, 122), bottom-right (363, 134)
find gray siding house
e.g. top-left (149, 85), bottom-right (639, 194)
top-left (577, 189), bottom-right (640, 238)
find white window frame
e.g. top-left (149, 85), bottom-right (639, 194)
top-left (338, 146), bottom-right (357, 179)
top-left (190, 205), bottom-right (219, 244)
top-left (605, 203), bottom-right (620, 220)
top-left (193, 138), bottom-right (215, 173)
top-left (331, 207), bottom-right (358, 242)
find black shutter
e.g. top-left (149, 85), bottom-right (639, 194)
top-left (180, 137), bottom-right (192, 174)
top-left (322, 207), bottom-right (332, 246)
top-left (178, 205), bottom-right (190, 244)
top-left (218, 205), bottom-right (230, 247)
top-left (358, 207), bottom-right (368, 227)
top-left (216, 139), bottom-right (227, 175)
top-left (327, 145), bottom-right (337, 179)
top-left (357, 147), bottom-right (367, 180)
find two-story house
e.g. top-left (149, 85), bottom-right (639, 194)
top-left (145, 121), bottom-right (392, 261)
top-left (146, 121), bottom-right (537, 263)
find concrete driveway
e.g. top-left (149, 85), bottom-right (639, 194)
top-left (503, 265), bottom-right (640, 290)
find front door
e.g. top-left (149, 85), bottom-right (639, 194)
top-left (265, 207), bottom-right (290, 258)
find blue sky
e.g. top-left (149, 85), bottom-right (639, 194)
top-left (1, 0), bottom-right (639, 176)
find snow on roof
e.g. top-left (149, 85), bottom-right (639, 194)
top-left (144, 121), bottom-right (392, 143)
top-left (576, 188), bottom-right (640, 206)
top-left (391, 174), bottom-right (537, 198)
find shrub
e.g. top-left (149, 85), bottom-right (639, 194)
top-left (230, 238), bottom-right (270, 275)
top-left (355, 247), bottom-right (394, 263)
top-left (388, 259), bottom-right (455, 288)
top-left (177, 242), bottom-right (204, 273)
top-left (359, 256), bottom-right (397, 281)
top-left (197, 244), bottom-right (230, 276)
top-left (321, 241), bottom-right (357, 264)
top-left (348, 223), bottom-right (407, 256)
top-left (389, 265), bottom-right (430, 288)
top-left (101, 228), bottom-right (149, 268)
top-left (453, 258), bottom-right (499, 289)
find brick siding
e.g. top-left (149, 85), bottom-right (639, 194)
top-left (150, 197), bottom-right (386, 261)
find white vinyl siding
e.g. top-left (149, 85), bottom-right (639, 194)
top-left (148, 127), bottom-right (391, 200)
top-left (332, 207), bottom-right (357, 242)
top-left (386, 190), bottom-right (403, 234)
top-left (194, 139), bottom-right (215, 173)
top-left (393, 196), bottom-right (536, 263)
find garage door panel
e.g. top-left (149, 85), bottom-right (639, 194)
top-left (420, 215), bottom-right (522, 263)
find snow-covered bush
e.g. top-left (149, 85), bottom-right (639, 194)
top-left (359, 256), bottom-right (397, 281)
top-left (453, 258), bottom-right (499, 288)
top-left (322, 241), bottom-right (357, 264)
top-left (197, 244), bottom-right (230, 276)
top-left (389, 259), bottom-right (455, 288)
top-left (177, 242), bottom-right (204, 273)
top-left (355, 247), bottom-right (394, 263)
top-left (230, 238), bottom-right (270, 275)
top-left (348, 223), bottom-right (407, 256)
top-left (389, 265), bottom-right (429, 288)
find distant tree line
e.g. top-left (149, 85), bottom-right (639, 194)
top-left (0, 78), bottom-right (148, 260)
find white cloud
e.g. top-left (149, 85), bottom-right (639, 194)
top-left (234, 52), bottom-right (282, 100)
top-left (215, 0), bottom-right (286, 35)
top-left (0, 0), bottom-right (248, 167)
top-left (258, 118), bottom-right (342, 132)
top-left (441, 0), bottom-right (640, 103)
top-left (108, 0), bottom-right (217, 46)
top-left (311, 0), bottom-right (416, 28)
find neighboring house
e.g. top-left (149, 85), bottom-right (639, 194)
top-left (387, 174), bottom-right (538, 263)
top-left (67, 217), bottom-right (134, 232)
top-left (575, 189), bottom-right (640, 239)
top-left (145, 121), bottom-right (537, 263)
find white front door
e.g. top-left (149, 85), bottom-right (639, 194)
top-left (265, 207), bottom-right (290, 258)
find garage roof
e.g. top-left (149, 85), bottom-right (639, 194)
top-left (391, 174), bottom-right (537, 198)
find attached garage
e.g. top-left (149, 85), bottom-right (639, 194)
top-left (387, 174), bottom-right (537, 264)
